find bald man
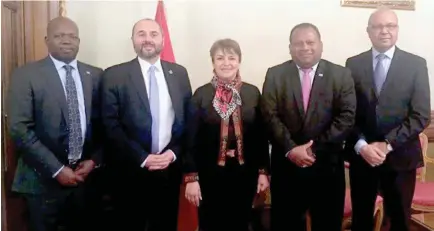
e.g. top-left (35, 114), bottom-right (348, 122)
top-left (101, 18), bottom-right (192, 231)
top-left (8, 17), bottom-right (103, 231)
top-left (345, 7), bottom-right (430, 231)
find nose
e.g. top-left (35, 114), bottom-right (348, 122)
top-left (380, 26), bottom-right (389, 34)
top-left (144, 35), bottom-right (153, 43)
top-left (223, 58), bottom-right (230, 65)
top-left (61, 39), bottom-right (72, 45)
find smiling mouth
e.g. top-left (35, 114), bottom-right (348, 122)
top-left (61, 48), bottom-right (73, 52)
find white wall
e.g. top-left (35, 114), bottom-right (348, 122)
top-left (66, 0), bottom-right (434, 105)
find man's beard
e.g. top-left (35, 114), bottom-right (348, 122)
top-left (136, 43), bottom-right (162, 59)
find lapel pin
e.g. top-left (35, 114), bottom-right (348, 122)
top-left (318, 73), bottom-right (323, 77)
top-left (169, 70), bottom-right (173, 74)
top-left (86, 71), bottom-right (91, 75)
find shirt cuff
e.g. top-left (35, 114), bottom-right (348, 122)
top-left (167, 149), bottom-right (177, 162)
top-left (141, 158), bottom-right (148, 168)
top-left (354, 139), bottom-right (368, 154)
top-left (52, 165), bottom-right (64, 178)
top-left (140, 150), bottom-right (177, 168)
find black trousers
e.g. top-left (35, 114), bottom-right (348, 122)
top-left (271, 161), bottom-right (346, 231)
top-left (349, 157), bottom-right (416, 231)
top-left (23, 184), bottom-right (88, 231)
top-left (198, 160), bottom-right (257, 231)
top-left (111, 166), bottom-right (180, 231)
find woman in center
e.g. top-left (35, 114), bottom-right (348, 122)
top-left (183, 39), bottom-right (270, 231)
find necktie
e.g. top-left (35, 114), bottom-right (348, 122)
top-left (149, 66), bottom-right (160, 154)
top-left (64, 65), bottom-right (82, 163)
top-left (301, 68), bottom-right (312, 112)
top-left (374, 53), bottom-right (387, 95)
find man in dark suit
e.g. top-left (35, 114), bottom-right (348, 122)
top-left (345, 7), bottom-right (430, 231)
top-left (101, 18), bottom-right (192, 231)
top-left (261, 23), bottom-right (356, 231)
top-left (7, 17), bottom-right (103, 231)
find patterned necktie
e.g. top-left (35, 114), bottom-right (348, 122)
top-left (374, 53), bottom-right (387, 95)
top-left (64, 65), bottom-right (83, 163)
top-left (301, 68), bottom-right (313, 112)
top-left (149, 66), bottom-right (160, 154)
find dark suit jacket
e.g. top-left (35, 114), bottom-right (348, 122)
top-left (183, 82), bottom-right (270, 178)
top-left (8, 56), bottom-right (103, 194)
top-left (345, 47), bottom-right (431, 171)
top-left (261, 59), bottom-right (356, 172)
top-left (101, 58), bottom-right (192, 172)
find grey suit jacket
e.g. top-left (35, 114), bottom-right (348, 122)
top-left (7, 56), bottom-right (103, 194)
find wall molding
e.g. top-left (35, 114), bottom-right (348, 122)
top-left (59, 0), bottom-right (66, 16)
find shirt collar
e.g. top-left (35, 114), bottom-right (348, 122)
top-left (138, 56), bottom-right (163, 73)
top-left (49, 54), bottom-right (78, 71)
top-left (296, 61), bottom-right (319, 73)
top-left (372, 46), bottom-right (395, 60)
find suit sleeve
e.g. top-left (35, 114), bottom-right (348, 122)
top-left (7, 68), bottom-right (63, 178)
top-left (100, 70), bottom-right (149, 166)
top-left (385, 58), bottom-right (431, 149)
top-left (315, 68), bottom-right (356, 148)
top-left (261, 68), bottom-right (298, 156)
top-left (182, 89), bottom-right (201, 183)
top-left (165, 67), bottom-right (192, 158)
top-left (89, 68), bottom-right (104, 164)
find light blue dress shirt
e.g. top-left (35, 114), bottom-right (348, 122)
top-left (354, 46), bottom-right (395, 154)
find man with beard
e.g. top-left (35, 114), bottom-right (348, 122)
top-left (101, 18), bottom-right (192, 231)
top-left (8, 17), bottom-right (103, 231)
top-left (345, 7), bottom-right (430, 231)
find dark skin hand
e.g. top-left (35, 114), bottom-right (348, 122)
top-left (74, 159), bottom-right (96, 179)
top-left (55, 166), bottom-right (84, 186)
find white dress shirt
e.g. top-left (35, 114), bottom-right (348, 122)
top-left (50, 55), bottom-right (86, 178)
top-left (297, 62), bottom-right (319, 88)
top-left (137, 57), bottom-right (176, 167)
top-left (354, 46), bottom-right (396, 154)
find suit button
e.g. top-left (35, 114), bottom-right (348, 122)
top-left (65, 149), bottom-right (68, 153)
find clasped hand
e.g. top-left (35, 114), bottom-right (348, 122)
top-left (288, 140), bottom-right (316, 168)
top-left (55, 159), bottom-right (95, 187)
top-left (145, 151), bottom-right (174, 171)
top-left (360, 142), bottom-right (389, 167)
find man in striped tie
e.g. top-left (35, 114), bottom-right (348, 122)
top-left (101, 18), bottom-right (192, 231)
top-left (261, 23), bottom-right (356, 231)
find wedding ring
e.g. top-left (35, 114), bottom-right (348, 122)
top-left (302, 165), bottom-right (307, 168)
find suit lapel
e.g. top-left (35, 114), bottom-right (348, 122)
top-left (129, 58), bottom-right (150, 111)
top-left (380, 47), bottom-right (402, 96)
top-left (77, 62), bottom-right (93, 124)
top-left (287, 61), bottom-right (305, 119)
top-left (305, 60), bottom-right (327, 124)
top-left (362, 49), bottom-right (381, 100)
top-left (161, 61), bottom-right (181, 122)
top-left (40, 57), bottom-right (69, 125)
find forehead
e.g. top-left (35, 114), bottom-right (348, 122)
top-left (370, 11), bottom-right (398, 25)
top-left (49, 21), bottom-right (78, 34)
top-left (214, 49), bottom-right (237, 56)
top-left (134, 20), bottom-right (161, 34)
top-left (292, 27), bottom-right (319, 41)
